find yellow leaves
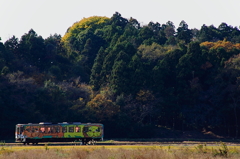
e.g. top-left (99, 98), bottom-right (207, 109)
top-left (136, 90), bottom-right (155, 103)
top-left (62, 16), bottom-right (110, 43)
top-left (200, 40), bottom-right (240, 52)
top-left (87, 94), bottom-right (120, 121)
top-left (79, 97), bottom-right (84, 101)
top-left (138, 43), bottom-right (176, 61)
top-left (200, 41), bottom-right (215, 49)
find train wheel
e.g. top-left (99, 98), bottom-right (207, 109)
top-left (23, 142), bottom-right (26, 145)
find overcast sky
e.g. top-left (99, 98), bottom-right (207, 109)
top-left (0, 0), bottom-right (239, 42)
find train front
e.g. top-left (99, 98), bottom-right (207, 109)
top-left (15, 124), bottom-right (26, 142)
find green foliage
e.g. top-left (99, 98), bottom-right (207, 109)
top-left (48, 65), bottom-right (62, 79)
top-left (195, 144), bottom-right (208, 153)
top-left (44, 143), bottom-right (49, 151)
top-left (110, 12), bottom-right (128, 28)
top-left (90, 47), bottom-right (106, 90)
top-left (176, 20), bottom-right (192, 43)
top-left (212, 142), bottom-right (229, 157)
top-left (62, 16), bottom-right (110, 43)
top-left (86, 93), bottom-right (120, 122)
top-left (2, 12), bottom-right (240, 139)
top-left (138, 43), bottom-right (171, 62)
top-left (18, 29), bottom-right (46, 70)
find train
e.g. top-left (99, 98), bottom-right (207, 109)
top-left (15, 122), bottom-right (104, 145)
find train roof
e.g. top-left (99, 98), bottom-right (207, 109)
top-left (16, 122), bottom-right (103, 125)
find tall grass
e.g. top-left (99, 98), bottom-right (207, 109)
top-left (0, 144), bottom-right (240, 159)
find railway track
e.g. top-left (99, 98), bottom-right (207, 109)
top-left (3, 140), bottom-right (240, 147)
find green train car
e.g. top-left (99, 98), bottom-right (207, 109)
top-left (15, 122), bottom-right (104, 145)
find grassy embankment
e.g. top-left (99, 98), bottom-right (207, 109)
top-left (1, 142), bottom-right (240, 158)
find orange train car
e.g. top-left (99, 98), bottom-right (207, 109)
top-left (15, 122), bottom-right (104, 145)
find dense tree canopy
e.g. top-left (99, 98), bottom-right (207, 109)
top-left (2, 12), bottom-right (240, 139)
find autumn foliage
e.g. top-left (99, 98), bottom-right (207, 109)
top-left (201, 40), bottom-right (240, 52)
top-left (62, 16), bottom-right (110, 42)
top-left (2, 12), bottom-right (240, 139)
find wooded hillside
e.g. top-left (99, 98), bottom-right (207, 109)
top-left (1, 12), bottom-right (240, 139)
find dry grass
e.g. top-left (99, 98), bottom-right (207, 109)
top-left (0, 144), bottom-right (240, 159)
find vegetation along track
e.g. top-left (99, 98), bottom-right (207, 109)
top-left (4, 139), bottom-right (240, 147)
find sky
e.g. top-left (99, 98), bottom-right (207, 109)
top-left (0, 0), bottom-right (239, 42)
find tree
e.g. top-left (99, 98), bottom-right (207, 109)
top-left (18, 29), bottom-right (46, 70)
top-left (90, 47), bottom-right (106, 90)
top-left (152, 48), bottom-right (184, 92)
top-left (109, 51), bottom-right (130, 94)
top-left (148, 22), bottom-right (161, 33)
top-left (175, 42), bottom-right (204, 113)
top-left (128, 54), bottom-right (145, 94)
top-left (176, 20), bottom-right (192, 43)
top-left (197, 24), bottom-right (220, 42)
top-left (110, 12), bottom-right (128, 28)
top-left (138, 43), bottom-right (170, 62)
top-left (164, 21), bottom-right (175, 39)
top-left (80, 38), bottom-right (94, 72)
top-left (129, 17), bottom-right (140, 29)
top-left (218, 22), bottom-right (233, 40)
top-left (139, 26), bottom-right (154, 41)
top-left (4, 36), bottom-right (19, 71)
top-left (4, 36), bottom-right (19, 55)
top-left (86, 94), bottom-right (120, 122)
top-left (62, 16), bottom-right (110, 43)
top-left (101, 41), bottom-right (136, 85)
top-left (62, 16), bottom-right (110, 65)
top-left (0, 41), bottom-right (6, 72)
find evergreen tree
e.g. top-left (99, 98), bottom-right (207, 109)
top-left (176, 20), bottom-right (192, 43)
top-left (90, 47), bottom-right (106, 90)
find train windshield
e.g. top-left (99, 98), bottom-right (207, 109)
top-left (16, 125), bottom-right (23, 135)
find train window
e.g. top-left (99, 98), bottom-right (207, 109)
top-left (75, 127), bottom-right (80, 132)
top-left (62, 127), bottom-right (67, 133)
top-left (26, 128), bottom-right (30, 132)
top-left (55, 127), bottom-right (60, 133)
top-left (40, 127), bottom-right (45, 133)
top-left (47, 127), bottom-right (51, 133)
top-left (69, 127), bottom-right (74, 133)
top-left (83, 127), bottom-right (88, 132)
top-left (20, 127), bottom-right (23, 134)
top-left (31, 128), bottom-right (35, 133)
top-left (16, 127), bottom-right (20, 135)
top-left (51, 127), bottom-right (55, 133)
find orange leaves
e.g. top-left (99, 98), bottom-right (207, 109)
top-left (200, 41), bottom-right (215, 49)
top-left (201, 40), bottom-right (240, 52)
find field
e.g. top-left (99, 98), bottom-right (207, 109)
top-left (1, 142), bottom-right (240, 159)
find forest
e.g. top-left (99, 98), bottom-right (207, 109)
top-left (1, 12), bottom-right (240, 139)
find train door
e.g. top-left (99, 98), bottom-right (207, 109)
top-left (15, 125), bottom-right (24, 142)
